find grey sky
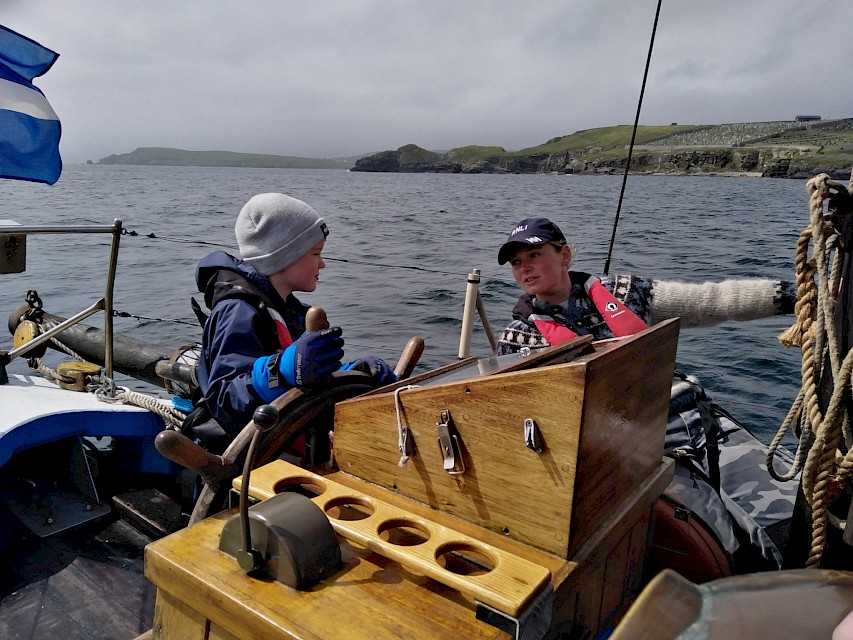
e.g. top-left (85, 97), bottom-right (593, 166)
top-left (6, 1), bottom-right (853, 164)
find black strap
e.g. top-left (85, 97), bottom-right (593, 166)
top-left (190, 297), bottom-right (208, 327)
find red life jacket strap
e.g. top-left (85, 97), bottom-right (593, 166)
top-left (582, 275), bottom-right (649, 337)
top-left (267, 308), bottom-right (294, 349)
top-left (530, 314), bottom-right (578, 346)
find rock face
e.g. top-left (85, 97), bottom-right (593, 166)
top-left (353, 145), bottom-right (442, 172)
top-left (352, 144), bottom-right (851, 179)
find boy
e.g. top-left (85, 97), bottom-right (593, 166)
top-left (196, 192), bottom-right (395, 438)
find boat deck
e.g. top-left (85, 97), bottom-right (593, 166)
top-left (0, 516), bottom-right (155, 640)
top-left (2, 373), bottom-right (158, 429)
top-left (1, 373), bottom-right (167, 468)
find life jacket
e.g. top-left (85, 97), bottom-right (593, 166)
top-left (183, 269), bottom-right (301, 444)
top-left (199, 269), bottom-right (296, 351)
top-left (528, 273), bottom-right (649, 346)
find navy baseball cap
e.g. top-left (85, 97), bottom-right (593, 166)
top-left (498, 217), bottom-right (567, 265)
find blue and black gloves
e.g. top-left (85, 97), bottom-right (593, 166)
top-left (252, 327), bottom-right (344, 401)
top-left (252, 329), bottom-right (396, 402)
top-left (340, 356), bottom-right (398, 385)
top-left (281, 327), bottom-right (345, 386)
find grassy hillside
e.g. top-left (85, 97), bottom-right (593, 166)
top-left (99, 147), bottom-right (352, 170)
top-left (411, 125), bottom-right (707, 163)
top-left (352, 119), bottom-right (853, 178)
top-left (512, 124), bottom-right (703, 156)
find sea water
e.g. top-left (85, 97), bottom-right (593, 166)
top-left (0, 165), bottom-right (813, 444)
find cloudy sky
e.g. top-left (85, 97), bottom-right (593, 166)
top-left (5, 1), bottom-right (853, 164)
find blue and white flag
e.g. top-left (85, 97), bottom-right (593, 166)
top-left (0, 25), bottom-right (61, 185)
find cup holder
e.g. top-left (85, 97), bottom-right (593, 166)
top-left (273, 476), bottom-right (326, 498)
top-left (376, 518), bottom-right (431, 547)
top-left (323, 496), bottom-right (375, 521)
top-left (435, 541), bottom-right (496, 576)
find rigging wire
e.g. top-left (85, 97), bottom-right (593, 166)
top-left (323, 256), bottom-right (459, 276)
top-left (602, 0), bottom-right (663, 276)
top-left (120, 227), bottom-right (466, 277)
top-left (113, 310), bottom-right (199, 326)
top-left (108, 227), bottom-right (516, 328)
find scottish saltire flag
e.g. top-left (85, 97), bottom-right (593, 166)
top-left (0, 26), bottom-right (61, 185)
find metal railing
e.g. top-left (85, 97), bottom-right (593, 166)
top-left (1, 220), bottom-right (123, 385)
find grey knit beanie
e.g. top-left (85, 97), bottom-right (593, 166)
top-left (235, 193), bottom-right (329, 276)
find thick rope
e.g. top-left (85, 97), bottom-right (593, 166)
top-left (773, 223), bottom-right (824, 487)
top-left (26, 357), bottom-right (62, 383)
top-left (805, 347), bottom-right (853, 566)
top-left (766, 389), bottom-right (810, 481)
top-left (111, 387), bottom-right (186, 428)
top-left (776, 173), bottom-right (853, 567)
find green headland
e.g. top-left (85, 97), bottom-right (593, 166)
top-left (98, 118), bottom-right (853, 179)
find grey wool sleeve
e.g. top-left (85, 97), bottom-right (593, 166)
top-left (648, 279), bottom-right (796, 328)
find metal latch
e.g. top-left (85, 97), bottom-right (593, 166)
top-left (523, 418), bottom-right (543, 453)
top-left (436, 409), bottom-right (465, 475)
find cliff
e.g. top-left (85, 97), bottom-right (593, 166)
top-left (351, 120), bottom-right (853, 179)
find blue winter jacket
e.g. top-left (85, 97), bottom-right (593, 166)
top-left (196, 251), bottom-right (309, 436)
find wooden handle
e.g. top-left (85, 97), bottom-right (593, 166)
top-left (394, 336), bottom-right (425, 380)
top-left (306, 307), bottom-right (329, 332)
top-left (155, 430), bottom-right (224, 479)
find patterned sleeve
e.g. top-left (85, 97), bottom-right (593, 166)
top-left (496, 319), bottom-right (550, 355)
top-left (648, 279), bottom-right (796, 327)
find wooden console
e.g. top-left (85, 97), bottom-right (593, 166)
top-left (333, 319), bottom-right (679, 557)
top-left (143, 320), bottom-right (680, 638)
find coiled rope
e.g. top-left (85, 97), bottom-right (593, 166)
top-left (773, 172), bottom-right (853, 566)
top-left (95, 385), bottom-right (187, 428)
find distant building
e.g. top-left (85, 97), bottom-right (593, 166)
top-left (795, 115), bottom-right (821, 122)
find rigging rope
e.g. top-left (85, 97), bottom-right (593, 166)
top-left (773, 172), bottom-right (853, 567)
top-left (603, 0), bottom-right (663, 276)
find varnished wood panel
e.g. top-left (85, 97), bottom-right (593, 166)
top-left (210, 621), bottom-right (241, 640)
top-left (334, 362), bottom-right (586, 556)
top-left (145, 460), bottom-right (671, 640)
top-left (575, 561), bottom-right (606, 633)
top-left (152, 589), bottom-right (208, 639)
top-left (316, 465), bottom-right (573, 577)
top-left (625, 511), bottom-right (651, 594)
top-left (569, 319), bottom-right (679, 555)
top-left (552, 460), bottom-right (674, 638)
top-left (333, 320), bottom-right (679, 557)
top-left (600, 526), bottom-right (632, 629)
